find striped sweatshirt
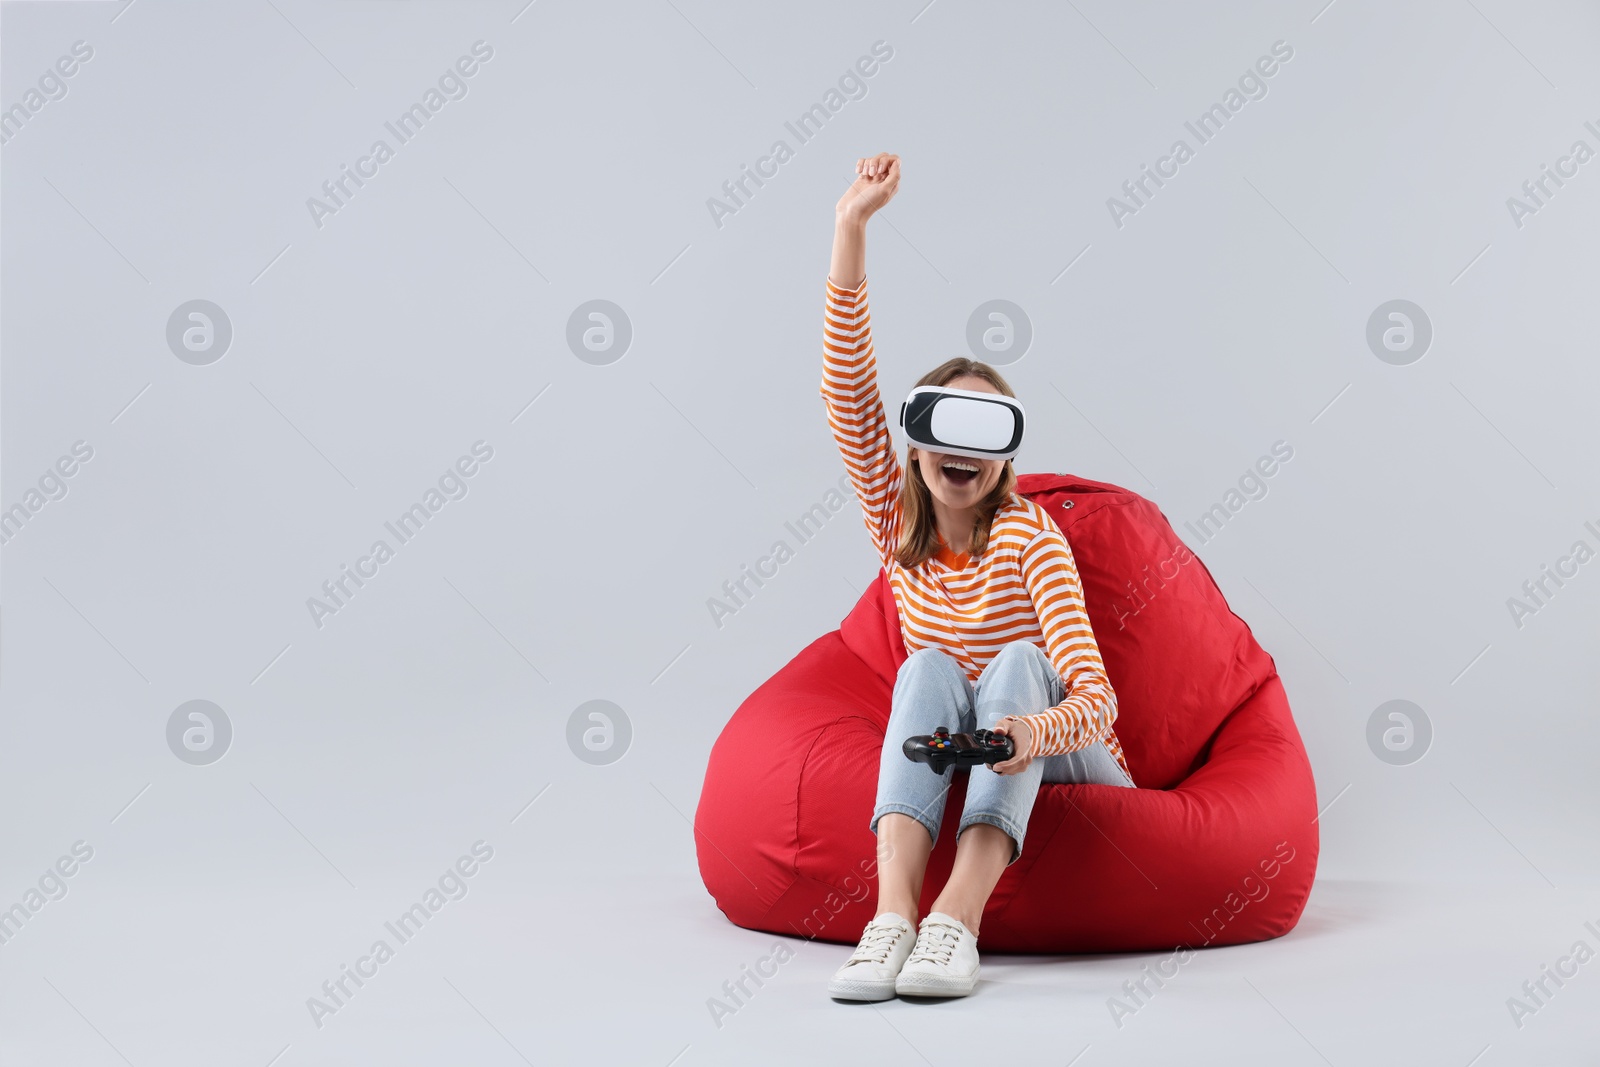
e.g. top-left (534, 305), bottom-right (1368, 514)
top-left (821, 276), bottom-right (1130, 780)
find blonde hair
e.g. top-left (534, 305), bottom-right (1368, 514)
top-left (893, 357), bottom-right (1018, 569)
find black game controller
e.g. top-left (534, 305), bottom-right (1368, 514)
top-left (902, 727), bottom-right (1015, 774)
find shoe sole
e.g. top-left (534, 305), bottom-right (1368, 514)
top-left (894, 967), bottom-right (979, 998)
top-left (827, 976), bottom-right (898, 1001)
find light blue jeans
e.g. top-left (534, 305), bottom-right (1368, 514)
top-left (871, 641), bottom-right (1135, 866)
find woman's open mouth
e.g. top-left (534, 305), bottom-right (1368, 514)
top-left (941, 460), bottom-right (980, 487)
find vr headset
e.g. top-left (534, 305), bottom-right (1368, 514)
top-left (898, 385), bottom-right (1025, 462)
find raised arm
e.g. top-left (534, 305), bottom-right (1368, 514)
top-left (821, 154), bottom-right (904, 566)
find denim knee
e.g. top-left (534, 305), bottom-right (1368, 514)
top-left (890, 647), bottom-right (972, 723)
top-left (899, 645), bottom-right (969, 685)
top-left (974, 640), bottom-right (1057, 726)
top-left (983, 639), bottom-right (1051, 676)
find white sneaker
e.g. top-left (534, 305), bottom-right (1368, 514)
top-left (894, 912), bottom-right (980, 997)
top-left (827, 912), bottom-right (916, 1001)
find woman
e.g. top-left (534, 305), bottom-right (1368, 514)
top-left (823, 153), bottom-right (1134, 1001)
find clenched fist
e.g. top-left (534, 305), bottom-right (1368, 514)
top-left (836, 153), bottom-right (900, 224)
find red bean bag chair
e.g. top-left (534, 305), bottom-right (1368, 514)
top-left (695, 472), bottom-right (1319, 953)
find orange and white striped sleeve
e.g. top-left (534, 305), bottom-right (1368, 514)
top-left (821, 276), bottom-right (902, 568)
top-left (1012, 522), bottom-right (1121, 762)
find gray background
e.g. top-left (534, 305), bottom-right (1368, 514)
top-left (3, 0), bottom-right (1597, 1063)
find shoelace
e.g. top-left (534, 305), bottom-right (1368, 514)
top-left (848, 920), bottom-right (907, 965)
top-left (907, 920), bottom-right (962, 965)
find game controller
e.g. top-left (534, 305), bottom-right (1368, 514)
top-left (902, 726), bottom-right (1015, 774)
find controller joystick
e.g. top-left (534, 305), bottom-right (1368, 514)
top-left (903, 726), bottom-right (1015, 774)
